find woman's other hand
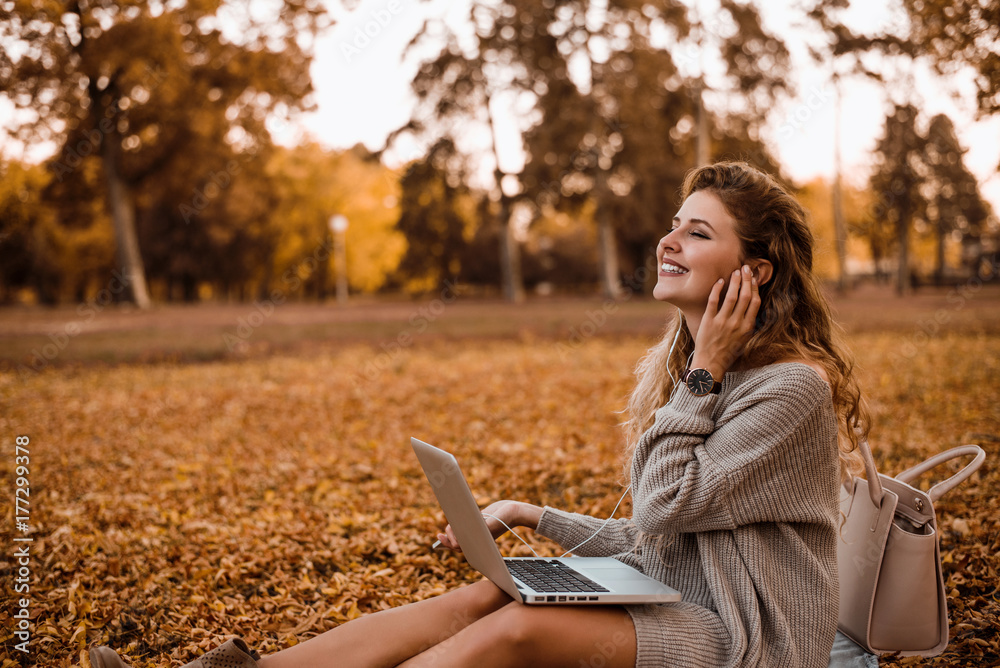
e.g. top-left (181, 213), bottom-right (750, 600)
top-left (436, 500), bottom-right (543, 551)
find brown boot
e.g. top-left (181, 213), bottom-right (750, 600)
top-left (89, 638), bottom-right (260, 668)
top-left (89, 646), bottom-right (129, 668)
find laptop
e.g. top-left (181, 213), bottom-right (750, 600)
top-left (411, 437), bottom-right (681, 605)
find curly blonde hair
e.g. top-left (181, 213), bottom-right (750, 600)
top-left (622, 162), bottom-right (869, 484)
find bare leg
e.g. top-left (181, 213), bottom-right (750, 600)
top-left (398, 602), bottom-right (637, 668)
top-left (257, 579), bottom-right (512, 668)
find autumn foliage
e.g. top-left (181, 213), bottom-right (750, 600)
top-left (1, 289), bottom-right (998, 667)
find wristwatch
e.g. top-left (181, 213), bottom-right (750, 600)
top-left (682, 368), bottom-right (722, 396)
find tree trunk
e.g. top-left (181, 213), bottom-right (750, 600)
top-left (484, 88), bottom-right (524, 303)
top-left (318, 231), bottom-right (329, 301)
top-left (597, 215), bottom-right (622, 299)
top-left (582, 19), bottom-right (623, 299)
top-left (896, 209), bottom-right (911, 296)
top-left (98, 89), bottom-right (151, 309)
top-left (870, 243), bottom-right (884, 283)
top-left (497, 195), bottom-right (525, 303)
top-left (594, 170), bottom-right (623, 299)
top-left (832, 82), bottom-right (849, 293)
top-left (696, 83), bottom-right (710, 167)
top-left (181, 274), bottom-right (197, 303)
top-left (935, 218), bottom-right (946, 286)
top-left (101, 146), bottom-right (152, 309)
top-left (832, 173), bottom-right (849, 293)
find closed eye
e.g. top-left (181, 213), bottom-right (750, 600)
top-left (670, 226), bottom-right (709, 239)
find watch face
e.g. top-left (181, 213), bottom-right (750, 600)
top-left (686, 368), bottom-right (715, 396)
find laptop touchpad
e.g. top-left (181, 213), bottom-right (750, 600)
top-left (586, 569), bottom-right (646, 581)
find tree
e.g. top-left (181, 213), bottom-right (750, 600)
top-left (796, 177), bottom-right (877, 284)
top-left (393, 139), bottom-right (477, 292)
top-left (388, 0), bottom-right (794, 300)
top-left (519, 0), bottom-right (790, 295)
top-left (922, 113), bottom-right (992, 283)
top-left (0, 157), bottom-right (59, 303)
top-left (0, 155), bottom-right (119, 304)
top-left (896, 0), bottom-right (1000, 116)
top-left (388, 4), bottom-right (533, 302)
top-left (806, 1), bottom-right (996, 291)
top-left (0, 0), bottom-right (328, 307)
top-left (184, 142), bottom-right (407, 301)
top-left (865, 108), bottom-right (990, 291)
top-left (869, 104), bottom-right (928, 295)
top-left (805, 4), bottom-right (905, 292)
top-left (848, 189), bottom-right (897, 284)
top-left (265, 143), bottom-right (405, 297)
top-left (808, 0), bottom-right (999, 117)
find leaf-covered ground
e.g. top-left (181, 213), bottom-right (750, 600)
top-left (1, 296), bottom-right (998, 667)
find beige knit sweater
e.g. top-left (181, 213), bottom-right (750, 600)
top-left (536, 363), bottom-right (841, 668)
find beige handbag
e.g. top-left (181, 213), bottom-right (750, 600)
top-left (837, 440), bottom-right (985, 656)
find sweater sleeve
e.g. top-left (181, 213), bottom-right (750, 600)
top-left (631, 366), bottom-right (838, 537)
top-left (534, 507), bottom-right (638, 557)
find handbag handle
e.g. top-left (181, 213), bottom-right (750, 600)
top-left (857, 437), bottom-right (887, 508)
top-left (894, 444), bottom-right (986, 503)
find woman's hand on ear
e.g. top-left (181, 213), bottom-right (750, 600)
top-left (691, 264), bottom-right (760, 379)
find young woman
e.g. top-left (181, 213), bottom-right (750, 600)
top-left (91, 162), bottom-right (876, 668)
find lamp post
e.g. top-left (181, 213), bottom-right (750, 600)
top-left (329, 214), bottom-right (349, 304)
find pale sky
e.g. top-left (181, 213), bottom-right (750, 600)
top-left (3, 0), bottom-right (999, 213)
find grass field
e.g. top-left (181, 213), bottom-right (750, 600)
top-left (1, 284), bottom-right (998, 667)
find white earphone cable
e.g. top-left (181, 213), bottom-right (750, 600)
top-left (482, 512), bottom-right (542, 558)
top-left (491, 320), bottom-right (687, 559)
top-left (557, 483), bottom-right (633, 557)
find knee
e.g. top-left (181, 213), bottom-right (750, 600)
top-left (488, 604), bottom-right (544, 655)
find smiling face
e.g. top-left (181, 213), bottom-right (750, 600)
top-left (653, 189), bottom-right (745, 312)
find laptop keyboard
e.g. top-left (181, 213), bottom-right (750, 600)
top-left (506, 559), bottom-right (610, 593)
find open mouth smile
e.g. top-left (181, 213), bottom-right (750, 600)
top-left (660, 261), bottom-right (689, 275)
